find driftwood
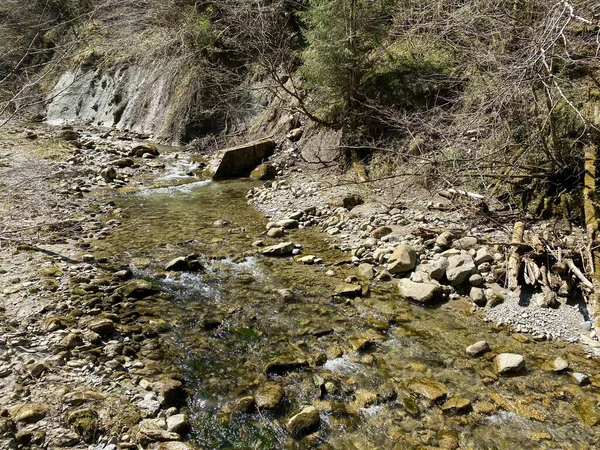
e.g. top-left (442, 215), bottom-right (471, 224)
top-left (507, 221), bottom-right (525, 290)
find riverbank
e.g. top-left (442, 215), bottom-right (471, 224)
top-left (0, 125), bottom-right (197, 450)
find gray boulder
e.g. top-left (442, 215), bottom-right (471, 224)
top-left (446, 254), bottom-right (476, 286)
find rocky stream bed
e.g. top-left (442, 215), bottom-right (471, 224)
top-left (1, 124), bottom-right (600, 449)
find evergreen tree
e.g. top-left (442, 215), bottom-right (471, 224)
top-left (299, 0), bottom-right (396, 131)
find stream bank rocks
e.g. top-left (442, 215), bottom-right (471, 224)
top-left (248, 174), bottom-right (597, 351)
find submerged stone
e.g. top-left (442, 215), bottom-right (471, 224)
top-left (441, 397), bottom-right (472, 414)
top-left (255, 383), bottom-right (285, 410)
top-left (408, 379), bottom-right (448, 402)
top-left (120, 279), bottom-right (160, 299)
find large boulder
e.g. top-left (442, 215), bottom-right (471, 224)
top-left (208, 139), bottom-right (275, 180)
top-left (397, 279), bottom-right (441, 304)
top-left (387, 245), bottom-right (417, 274)
top-left (446, 254), bottom-right (476, 286)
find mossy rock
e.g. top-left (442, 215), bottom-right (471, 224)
top-left (120, 279), bottom-right (161, 299)
top-left (66, 408), bottom-right (100, 443)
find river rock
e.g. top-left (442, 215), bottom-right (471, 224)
top-left (297, 255), bottom-right (318, 265)
top-left (436, 231), bottom-right (453, 248)
top-left (408, 379), bottom-right (448, 401)
top-left (120, 279), bottom-right (160, 299)
top-left (255, 383), bottom-right (285, 410)
top-left (470, 287), bottom-right (486, 306)
top-left (466, 341), bottom-right (490, 357)
top-left (570, 372), bottom-right (590, 386)
top-left (334, 283), bottom-right (363, 297)
top-left (261, 242), bottom-right (295, 256)
top-left (441, 397), bottom-right (472, 414)
top-left (101, 167), bottom-right (117, 181)
top-left (147, 443), bottom-right (194, 450)
top-left (371, 226), bottom-right (392, 239)
top-left (287, 127), bottom-right (304, 142)
top-left (153, 379), bottom-right (185, 407)
top-left (286, 406), bottom-right (320, 437)
top-left (553, 357), bottom-right (569, 372)
top-left (387, 245), bottom-right (417, 274)
top-left (267, 227), bottom-right (284, 238)
top-left (452, 236), bottom-right (478, 250)
top-left (397, 279), bottom-right (441, 304)
top-left (131, 144), bottom-right (160, 157)
top-left (264, 358), bottom-right (309, 376)
top-left (87, 318), bottom-right (114, 335)
top-left (165, 257), bottom-right (189, 271)
top-left (166, 414), bottom-right (190, 435)
top-left (475, 247), bottom-right (494, 265)
top-left (60, 129), bottom-right (79, 141)
top-left (417, 257), bottom-right (447, 281)
top-left (446, 254), bottom-right (476, 286)
top-left (9, 403), bottom-right (50, 423)
top-left (112, 157), bottom-right (135, 168)
top-left (250, 163), bottom-right (277, 180)
top-left (358, 263), bottom-right (375, 280)
top-left (494, 353), bottom-right (525, 375)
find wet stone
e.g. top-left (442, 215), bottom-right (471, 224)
top-left (408, 379), bottom-right (448, 402)
top-left (494, 353), bottom-right (525, 375)
top-left (120, 279), bottom-right (160, 299)
top-left (286, 405), bottom-right (320, 437)
top-left (570, 372), bottom-right (591, 386)
top-left (264, 358), bottom-right (309, 376)
top-left (255, 382), bottom-right (285, 410)
top-left (334, 283), bottom-right (363, 298)
top-left (261, 242), bottom-right (295, 256)
top-left (397, 279), bottom-right (441, 304)
top-left (441, 397), bottom-right (472, 415)
top-left (466, 341), bottom-right (490, 357)
top-left (166, 414), bottom-right (190, 435)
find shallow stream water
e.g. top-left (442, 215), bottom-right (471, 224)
top-left (94, 155), bottom-right (600, 450)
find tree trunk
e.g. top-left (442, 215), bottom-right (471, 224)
top-left (583, 142), bottom-right (600, 328)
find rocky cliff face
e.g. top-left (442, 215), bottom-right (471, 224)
top-left (46, 65), bottom-right (181, 139)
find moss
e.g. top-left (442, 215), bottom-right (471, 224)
top-left (102, 396), bottom-right (142, 435)
top-left (67, 408), bottom-right (100, 443)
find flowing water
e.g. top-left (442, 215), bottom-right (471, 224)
top-left (94, 152), bottom-right (600, 450)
